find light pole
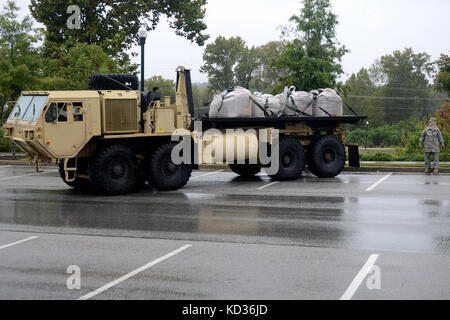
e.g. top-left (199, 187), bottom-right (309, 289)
top-left (138, 27), bottom-right (147, 92)
top-left (365, 121), bottom-right (369, 151)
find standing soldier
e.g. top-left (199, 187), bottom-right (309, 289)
top-left (419, 118), bottom-right (445, 175)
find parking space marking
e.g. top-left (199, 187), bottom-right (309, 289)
top-left (340, 254), bottom-right (379, 300)
top-left (191, 170), bottom-right (224, 180)
top-left (0, 169), bottom-right (58, 181)
top-left (0, 236), bottom-right (38, 251)
top-left (77, 244), bottom-right (192, 300)
top-left (258, 181), bottom-right (279, 190)
top-left (365, 173), bottom-right (393, 192)
top-left (0, 165), bottom-right (11, 169)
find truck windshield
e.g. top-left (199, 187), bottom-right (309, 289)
top-left (8, 95), bottom-right (49, 122)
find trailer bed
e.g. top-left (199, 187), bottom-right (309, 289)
top-left (200, 115), bottom-right (367, 130)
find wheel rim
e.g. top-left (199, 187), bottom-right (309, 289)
top-left (161, 154), bottom-right (179, 176)
top-left (281, 151), bottom-right (295, 168)
top-left (323, 147), bottom-right (336, 164)
top-left (107, 158), bottom-right (128, 181)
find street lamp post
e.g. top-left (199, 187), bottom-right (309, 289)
top-left (138, 27), bottom-right (147, 92)
top-left (365, 121), bottom-right (369, 151)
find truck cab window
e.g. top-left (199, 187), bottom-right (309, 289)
top-left (45, 103), bottom-right (57, 122)
top-left (73, 102), bottom-right (83, 122)
top-left (58, 103), bottom-right (68, 122)
top-left (45, 102), bottom-right (68, 123)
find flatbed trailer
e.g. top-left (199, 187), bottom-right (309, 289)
top-left (200, 115), bottom-right (366, 130)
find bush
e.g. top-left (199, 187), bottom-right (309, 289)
top-left (0, 129), bottom-right (11, 152)
top-left (359, 152), bottom-right (449, 162)
top-left (360, 153), bottom-right (395, 161)
top-left (345, 125), bottom-right (402, 147)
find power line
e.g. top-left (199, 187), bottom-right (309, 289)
top-left (348, 95), bottom-right (449, 101)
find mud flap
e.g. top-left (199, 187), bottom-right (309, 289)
top-left (347, 144), bottom-right (360, 168)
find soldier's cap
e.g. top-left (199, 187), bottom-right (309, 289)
top-left (429, 118), bottom-right (436, 123)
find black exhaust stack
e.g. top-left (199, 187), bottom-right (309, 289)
top-left (176, 69), bottom-right (195, 121)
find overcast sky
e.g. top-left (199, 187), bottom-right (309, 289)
top-left (13, 0), bottom-right (450, 83)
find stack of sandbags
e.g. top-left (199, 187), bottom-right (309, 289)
top-left (209, 87), bottom-right (253, 118)
top-left (208, 86), bottom-right (344, 118)
top-left (250, 92), bottom-right (284, 117)
top-left (311, 88), bottom-right (343, 117)
top-left (283, 91), bottom-right (314, 116)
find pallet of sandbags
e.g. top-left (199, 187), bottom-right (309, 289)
top-left (311, 88), bottom-right (343, 117)
top-left (209, 87), bottom-right (253, 118)
top-left (281, 87), bottom-right (314, 117)
top-left (251, 88), bottom-right (314, 118)
top-left (250, 92), bottom-right (284, 117)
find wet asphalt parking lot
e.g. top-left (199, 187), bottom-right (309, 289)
top-left (0, 164), bottom-right (449, 300)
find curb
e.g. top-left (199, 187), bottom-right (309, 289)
top-left (197, 165), bottom-right (450, 174)
top-left (1, 160), bottom-right (448, 174)
top-left (0, 160), bottom-right (57, 167)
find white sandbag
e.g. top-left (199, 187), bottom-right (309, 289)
top-left (250, 92), bottom-right (283, 117)
top-left (283, 91), bottom-right (314, 117)
top-left (312, 88), bottom-right (343, 117)
top-left (209, 87), bottom-right (253, 118)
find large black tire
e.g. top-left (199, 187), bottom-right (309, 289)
top-left (88, 74), bottom-right (139, 90)
top-left (88, 145), bottom-right (139, 195)
top-left (307, 135), bottom-right (346, 178)
top-left (229, 164), bottom-right (261, 177)
top-left (147, 143), bottom-right (192, 191)
top-left (58, 160), bottom-right (91, 189)
top-left (269, 136), bottom-right (305, 181)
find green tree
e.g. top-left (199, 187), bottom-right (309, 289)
top-left (368, 48), bottom-right (435, 123)
top-left (192, 84), bottom-right (212, 117)
top-left (144, 76), bottom-right (176, 102)
top-left (200, 36), bottom-right (247, 92)
top-left (345, 68), bottom-right (385, 126)
top-left (30, 0), bottom-right (209, 65)
top-left (250, 41), bottom-right (289, 92)
top-left (274, 0), bottom-right (348, 92)
top-left (0, 0), bottom-right (43, 120)
top-left (434, 54), bottom-right (450, 96)
top-left (40, 42), bottom-right (121, 90)
top-left (234, 46), bottom-right (260, 89)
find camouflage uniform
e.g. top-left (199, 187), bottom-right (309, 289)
top-left (419, 125), bottom-right (444, 170)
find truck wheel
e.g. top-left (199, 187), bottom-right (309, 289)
top-left (307, 135), bottom-right (345, 178)
top-left (229, 164), bottom-right (261, 177)
top-left (58, 160), bottom-right (91, 189)
top-left (88, 145), bottom-right (139, 195)
top-left (269, 136), bottom-right (305, 181)
top-left (147, 143), bottom-right (192, 191)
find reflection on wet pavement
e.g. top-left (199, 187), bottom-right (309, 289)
top-left (0, 183), bottom-right (448, 255)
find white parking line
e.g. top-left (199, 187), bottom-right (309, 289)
top-left (0, 165), bottom-right (11, 169)
top-left (258, 181), bottom-right (279, 190)
top-left (0, 236), bottom-right (38, 251)
top-left (77, 244), bottom-right (192, 300)
top-left (340, 254), bottom-right (379, 300)
top-left (0, 169), bottom-right (58, 181)
top-left (365, 173), bottom-right (393, 192)
top-left (191, 170), bottom-right (224, 180)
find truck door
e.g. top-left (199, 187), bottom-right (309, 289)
top-left (43, 101), bottom-right (87, 157)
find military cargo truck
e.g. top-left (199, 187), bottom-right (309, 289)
top-left (3, 67), bottom-right (366, 195)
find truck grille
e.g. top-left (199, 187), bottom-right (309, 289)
top-left (104, 99), bottom-right (138, 132)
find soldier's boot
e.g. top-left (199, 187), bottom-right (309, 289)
top-left (424, 169), bottom-right (431, 175)
top-left (433, 170), bottom-right (439, 176)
